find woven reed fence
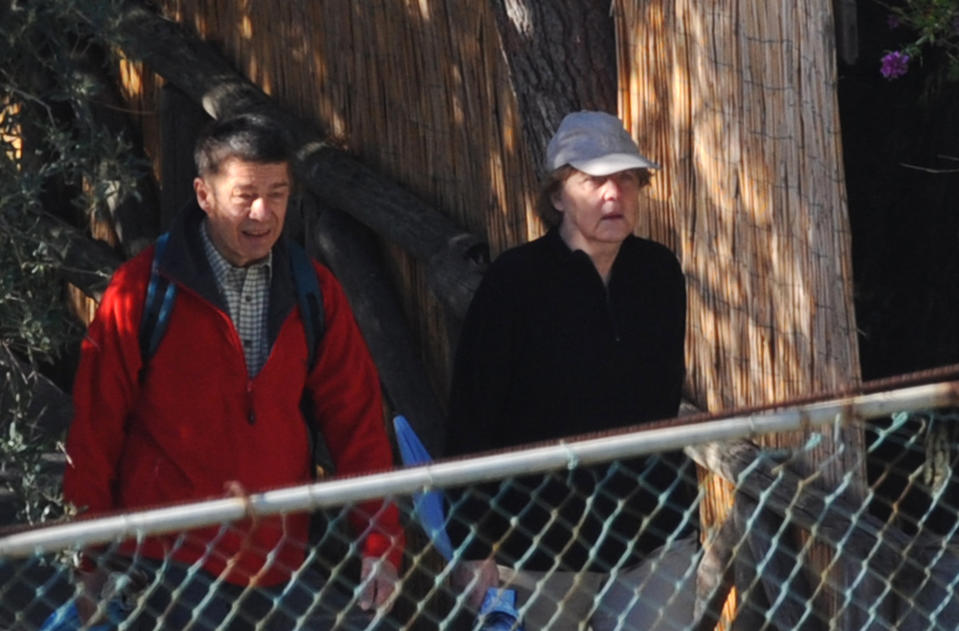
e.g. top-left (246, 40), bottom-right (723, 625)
top-left (616, 1), bottom-right (862, 624)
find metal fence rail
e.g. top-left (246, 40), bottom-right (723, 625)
top-left (1, 378), bottom-right (957, 629)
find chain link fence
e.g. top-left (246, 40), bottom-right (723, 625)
top-left (1, 378), bottom-right (957, 630)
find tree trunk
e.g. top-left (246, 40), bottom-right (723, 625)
top-left (490, 0), bottom-right (617, 174)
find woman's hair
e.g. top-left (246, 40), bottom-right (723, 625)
top-left (535, 166), bottom-right (652, 228)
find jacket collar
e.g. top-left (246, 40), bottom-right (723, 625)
top-left (544, 225), bottom-right (637, 262)
top-left (543, 226), bottom-right (640, 287)
top-left (157, 199), bottom-right (298, 345)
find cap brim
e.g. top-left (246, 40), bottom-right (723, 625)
top-left (569, 152), bottom-right (660, 176)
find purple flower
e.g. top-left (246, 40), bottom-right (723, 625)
top-left (887, 14), bottom-right (901, 30)
top-left (880, 51), bottom-right (910, 79)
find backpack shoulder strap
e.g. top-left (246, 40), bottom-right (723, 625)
top-left (287, 241), bottom-right (325, 371)
top-left (139, 232), bottom-right (177, 367)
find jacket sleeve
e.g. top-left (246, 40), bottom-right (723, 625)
top-left (305, 265), bottom-right (404, 569)
top-left (63, 255), bottom-right (149, 516)
top-left (444, 269), bottom-right (517, 561)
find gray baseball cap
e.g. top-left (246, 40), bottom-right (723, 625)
top-left (545, 111), bottom-right (660, 176)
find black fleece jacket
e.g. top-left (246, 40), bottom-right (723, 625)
top-left (445, 228), bottom-right (697, 572)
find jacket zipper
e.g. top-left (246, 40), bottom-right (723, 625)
top-left (598, 263), bottom-right (621, 343)
top-left (606, 289), bottom-right (622, 343)
top-left (160, 246), bottom-right (277, 429)
top-left (246, 380), bottom-right (256, 425)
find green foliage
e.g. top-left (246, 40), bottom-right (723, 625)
top-left (879, 0), bottom-right (959, 81)
top-left (0, 385), bottom-right (73, 525)
top-left (0, 0), bottom-right (147, 524)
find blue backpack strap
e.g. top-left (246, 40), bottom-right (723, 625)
top-left (138, 235), bottom-right (325, 377)
top-left (287, 241), bottom-right (325, 371)
top-left (139, 232), bottom-right (176, 367)
top-left (288, 241), bottom-right (331, 477)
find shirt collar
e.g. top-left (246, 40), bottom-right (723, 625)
top-left (200, 220), bottom-right (273, 286)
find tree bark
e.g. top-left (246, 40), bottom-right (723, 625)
top-left (491, 0), bottom-right (617, 175)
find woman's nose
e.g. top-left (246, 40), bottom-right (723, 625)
top-left (601, 178), bottom-right (622, 200)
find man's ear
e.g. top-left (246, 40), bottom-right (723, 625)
top-left (194, 176), bottom-right (212, 214)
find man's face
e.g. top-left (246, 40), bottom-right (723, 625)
top-left (194, 158), bottom-right (291, 267)
top-left (552, 169), bottom-right (641, 253)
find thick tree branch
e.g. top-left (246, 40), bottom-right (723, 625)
top-left (37, 213), bottom-right (122, 301)
top-left (305, 194), bottom-right (446, 456)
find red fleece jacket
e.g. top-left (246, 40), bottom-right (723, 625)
top-left (64, 222), bottom-right (403, 585)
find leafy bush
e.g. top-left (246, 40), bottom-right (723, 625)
top-left (0, 0), bottom-right (146, 524)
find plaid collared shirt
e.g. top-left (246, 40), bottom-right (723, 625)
top-left (200, 222), bottom-right (272, 376)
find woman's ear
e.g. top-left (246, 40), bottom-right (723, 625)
top-left (550, 189), bottom-right (564, 213)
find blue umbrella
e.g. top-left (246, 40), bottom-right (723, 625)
top-left (392, 416), bottom-right (523, 629)
top-left (392, 415), bottom-right (455, 562)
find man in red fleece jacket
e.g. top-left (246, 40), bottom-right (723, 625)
top-left (63, 113), bottom-right (404, 629)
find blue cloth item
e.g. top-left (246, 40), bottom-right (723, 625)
top-left (39, 599), bottom-right (127, 631)
top-left (478, 587), bottom-right (524, 631)
top-left (391, 415), bottom-right (455, 561)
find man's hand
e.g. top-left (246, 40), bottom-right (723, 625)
top-left (358, 556), bottom-right (399, 612)
top-left (451, 558), bottom-right (499, 609)
top-left (74, 566), bottom-right (109, 625)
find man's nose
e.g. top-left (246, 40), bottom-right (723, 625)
top-left (249, 197), bottom-right (268, 219)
